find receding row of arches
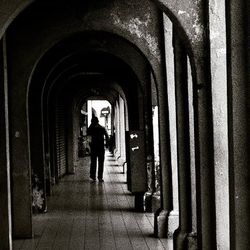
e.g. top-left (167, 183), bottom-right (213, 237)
top-left (28, 32), bottom-right (149, 212)
top-left (0, 0), bottom-right (249, 249)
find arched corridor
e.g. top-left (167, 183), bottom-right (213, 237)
top-left (13, 153), bottom-right (172, 250)
top-left (0, 0), bottom-right (250, 249)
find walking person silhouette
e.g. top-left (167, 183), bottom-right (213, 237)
top-left (87, 116), bottom-right (109, 182)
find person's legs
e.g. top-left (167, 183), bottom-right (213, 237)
top-left (90, 151), bottom-right (97, 180)
top-left (97, 150), bottom-right (105, 181)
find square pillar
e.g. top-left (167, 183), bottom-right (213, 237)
top-left (0, 36), bottom-right (12, 249)
top-left (7, 31), bottom-right (33, 238)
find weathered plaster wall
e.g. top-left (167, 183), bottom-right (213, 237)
top-left (152, 0), bottom-right (205, 49)
top-left (209, 0), bottom-right (230, 249)
top-left (8, 0), bottom-right (163, 74)
top-left (227, 0), bottom-right (250, 248)
top-left (0, 0), bottom-right (205, 51)
top-left (0, 0), bottom-right (162, 63)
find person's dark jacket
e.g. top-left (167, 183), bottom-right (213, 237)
top-left (87, 124), bottom-right (109, 152)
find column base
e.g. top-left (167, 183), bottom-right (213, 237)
top-left (117, 157), bottom-right (126, 167)
top-left (154, 209), bottom-right (169, 238)
top-left (144, 191), bottom-right (152, 212)
top-left (187, 232), bottom-right (198, 250)
top-left (174, 230), bottom-right (197, 250)
top-left (152, 192), bottom-right (161, 213)
top-left (168, 210), bottom-right (179, 237)
top-left (134, 193), bottom-right (144, 212)
top-left (114, 151), bottom-right (120, 161)
top-left (173, 228), bottom-right (187, 249)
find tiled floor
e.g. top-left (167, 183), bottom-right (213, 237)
top-left (13, 152), bottom-right (173, 250)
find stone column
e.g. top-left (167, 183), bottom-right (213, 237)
top-left (72, 105), bottom-right (80, 166)
top-left (115, 100), bottom-right (120, 159)
top-left (193, 47), bottom-right (216, 250)
top-left (66, 102), bottom-right (75, 174)
top-left (154, 17), bottom-right (173, 238)
top-left (29, 80), bottom-right (47, 212)
top-left (150, 74), bottom-right (160, 213)
top-left (144, 72), bottom-right (155, 212)
top-left (172, 34), bottom-right (192, 249)
top-left (227, 0), bottom-right (250, 248)
top-left (209, 0), bottom-right (230, 248)
top-left (8, 34), bottom-right (33, 237)
top-left (48, 98), bottom-right (58, 184)
top-left (109, 104), bottom-right (115, 155)
top-left (0, 35), bottom-right (12, 250)
top-left (118, 95), bottom-right (126, 164)
top-left (42, 96), bottom-right (52, 196)
top-left (163, 13), bottom-right (179, 236)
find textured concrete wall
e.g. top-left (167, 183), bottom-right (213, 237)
top-left (152, 0), bottom-right (205, 49)
top-left (209, 0), bottom-right (230, 249)
top-left (227, 0), bottom-right (250, 249)
top-left (163, 14), bottom-right (179, 235)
